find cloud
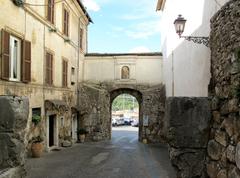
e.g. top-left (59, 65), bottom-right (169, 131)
top-left (125, 20), bottom-right (161, 39)
top-left (129, 46), bottom-right (151, 53)
top-left (120, 0), bottom-right (160, 20)
top-left (82, 0), bottom-right (100, 12)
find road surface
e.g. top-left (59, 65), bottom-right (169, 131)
top-left (27, 126), bottom-right (176, 178)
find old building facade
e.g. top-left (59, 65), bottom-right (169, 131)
top-left (0, 0), bottom-right (91, 151)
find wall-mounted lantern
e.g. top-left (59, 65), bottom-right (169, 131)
top-left (174, 15), bottom-right (209, 47)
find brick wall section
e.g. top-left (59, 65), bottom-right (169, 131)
top-left (208, 0), bottom-right (240, 177)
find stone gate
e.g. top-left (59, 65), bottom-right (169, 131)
top-left (78, 82), bottom-right (166, 143)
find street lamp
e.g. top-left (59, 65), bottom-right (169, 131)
top-left (174, 15), bottom-right (209, 47)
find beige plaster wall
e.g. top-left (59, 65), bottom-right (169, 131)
top-left (84, 55), bottom-right (163, 85)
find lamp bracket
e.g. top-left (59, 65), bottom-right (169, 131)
top-left (181, 36), bottom-right (209, 47)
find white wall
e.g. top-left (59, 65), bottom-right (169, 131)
top-left (160, 0), bottom-right (229, 97)
top-left (84, 54), bottom-right (163, 85)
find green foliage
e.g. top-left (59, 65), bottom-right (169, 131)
top-left (112, 94), bottom-right (139, 111)
top-left (32, 115), bottom-right (41, 125)
top-left (77, 128), bottom-right (88, 135)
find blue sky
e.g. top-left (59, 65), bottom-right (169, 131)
top-left (82, 0), bottom-right (161, 53)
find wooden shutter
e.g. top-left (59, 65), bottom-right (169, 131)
top-left (80, 28), bottom-right (83, 49)
top-left (1, 30), bottom-right (10, 80)
top-left (62, 60), bottom-right (67, 87)
top-left (63, 9), bottom-right (69, 36)
top-left (22, 40), bottom-right (31, 82)
top-left (47, 0), bottom-right (54, 23)
top-left (46, 52), bottom-right (53, 85)
top-left (51, 0), bottom-right (55, 24)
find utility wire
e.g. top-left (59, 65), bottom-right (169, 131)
top-left (23, 0), bottom-right (65, 6)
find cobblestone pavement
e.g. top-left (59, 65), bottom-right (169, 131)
top-left (26, 126), bottom-right (176, 178)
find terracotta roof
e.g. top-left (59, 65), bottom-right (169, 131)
top-left (76, 0), bottom-right (93, 23)
top-left (85, 52), bottom-right (162, 57)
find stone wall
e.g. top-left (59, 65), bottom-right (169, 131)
top-left (207, 0), bottom-right (240, 177)
top-left (0, 96), bottom-right (29, 178)
top-left (78, 82), bottom-right (166, 143)
top-left (165, 97), bottom-right (210, 178)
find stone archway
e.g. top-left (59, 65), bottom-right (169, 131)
top-left (110, 88), bottom-right (143, 140)
top-left (78, 82), bottom-right (166, 143)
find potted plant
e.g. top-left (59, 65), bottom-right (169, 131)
top-left (31, 136), bottom-right (44, 158)
top-left (77, 128), bottom-right (88, 143)
top-left (32, 114), bottom-right (41, 125)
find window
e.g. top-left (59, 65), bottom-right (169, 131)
top-left (47, 0), bottom-right (55, 24)
top-left (63, 8), bottom-right (69, 36)
top-left (71, 67), bottom-right (75, 75)
top-left (121, 66), bottom-right (130, 79)
top-left (79, 28), bottom-right (83, 50)
top-left (10, 36), bottom-right (21, 81)
top-left (32, 108), bottom-right (41, 116)
top-left (62, 59), bottom-right (68, 87)
top-left (45, 52), bottom-right (53, 85)
top-left (1, 30), bottom-right (31, 82)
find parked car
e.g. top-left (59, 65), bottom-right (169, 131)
top-left (131, 120), bottom-right (139, 127)
top-left (118, 118), bottom-right (125, 125)
top-left (112, 117), bottom-right (118, 126)
top-left (123, 117), bottom-right (131, 125)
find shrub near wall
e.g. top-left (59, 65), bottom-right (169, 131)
top-left (208, 0), bottom-right (240, 177)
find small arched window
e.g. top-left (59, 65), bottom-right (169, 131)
top-left (121, 66), bottom-right (130, 79)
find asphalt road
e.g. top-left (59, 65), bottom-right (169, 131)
top-left (26, 126), bottom-right (176, 178)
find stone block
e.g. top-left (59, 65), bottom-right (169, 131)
top-left (208, 139), bottom-right (224, 161)
top-left (206, 161), bottom-right (219, 178)
top-left (0, 96), bottom-right (29, 133)
top-left (235, 142), bottom-right (240, 170)
top-left (226, 145), bottom-right (236, 163)
top-left (165, 97), bottom-right (210, 148)
top-left (169, 147), bottom-right (207, 178)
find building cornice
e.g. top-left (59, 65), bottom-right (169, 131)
top-left (156, 0), bottom-right (166, 11)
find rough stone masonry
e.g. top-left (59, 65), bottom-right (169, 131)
top-left (0, 96), bottom-right (29, 178)
top-left (78, 82), bottom-right (166, 143)
top-left (208, 0), bottom-right (240, 177)
top-left (165, 97), bottom-right (210, 178)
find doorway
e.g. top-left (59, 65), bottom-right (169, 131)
top-left (49, 115), bottom-right (55, 147)
top-left (72, 114), bottom-right (78, 142)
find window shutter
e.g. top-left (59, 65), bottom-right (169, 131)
top-left (47, 0), bottom-right (52, 22)
top-left (51, 0), bottom-right (55, 24)
top-left (80, 28), bottom-right (83, 49)
top-left (50, 54), bottom-right (53, 85)
top-left (65, 61), bottom-right (68, 87)
top-left (46, 52), bottom-right (50, 85)
top-left (62, 60), bottom-right (67, 87)
top-left (22, 40), bottom-right (31, 83)
top-left (1, 30), bottom-right (10, 80)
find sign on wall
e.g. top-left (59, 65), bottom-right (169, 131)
top-left (143, 115), bottom-right (149, 126)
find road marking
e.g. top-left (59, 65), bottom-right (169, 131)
top-left (129, 137), bottom-right (138, 143)
top-left (112, 136), bottom-right (125, 143)
top-left (91, 152), bottom-right (109, 165)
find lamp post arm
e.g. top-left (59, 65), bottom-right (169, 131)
top-left (180, 36), bottom-right (209, 47)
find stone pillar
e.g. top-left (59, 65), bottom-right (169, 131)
top-left (0, 96), bottom-right (29, 178)
top-left (165, 97), bottom-right (210, 178)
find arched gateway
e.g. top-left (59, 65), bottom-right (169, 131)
top-left (78, 53), bottom-right (165, 143)
top-left (110, 88), bottom-right (143, 140)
